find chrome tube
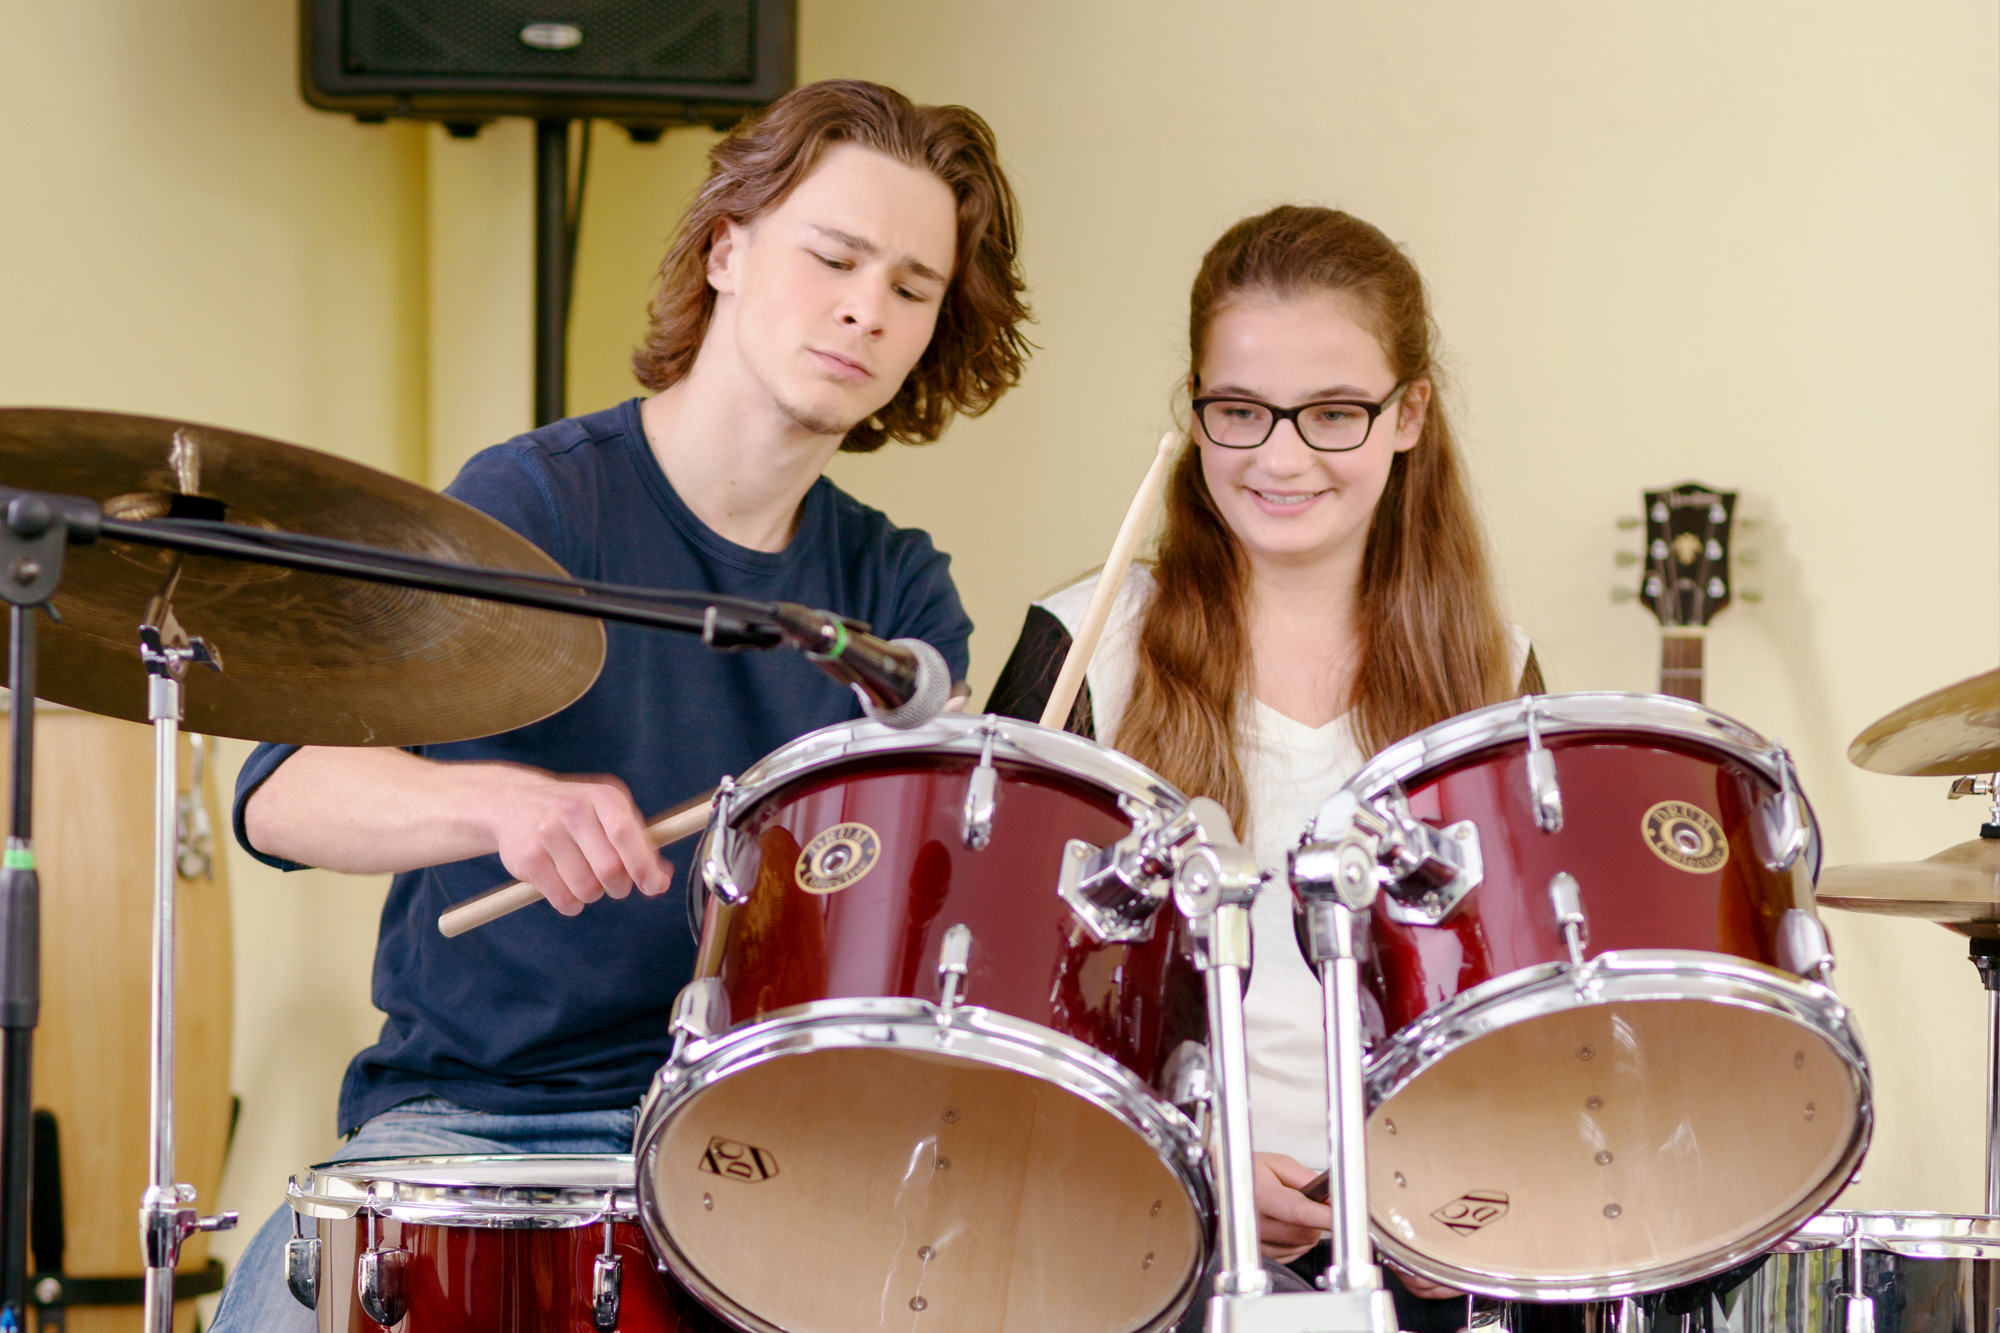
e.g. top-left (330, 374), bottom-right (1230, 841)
top-left (1318, 903), bottom-right (1377, 1295)
top-left (1988, 987), bottom-right (1998, 1216)
top-left (144, 674), bottom-right (180, 1333)
top-left (1206, 903), bottom-right (1269, 1300)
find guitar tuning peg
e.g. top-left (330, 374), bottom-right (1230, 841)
top-left (1615, 515), bottom-right (1641, 529)
top-left (1739, 589), bottom-right (1763, 603)
top-left (1736, 550), bottom-right (1760, 566)
top-left (1614, 551), bottom-right (1639, 567)
top-left (1611, 587), bottom-right (1636, 603)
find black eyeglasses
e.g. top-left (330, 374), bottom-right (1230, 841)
top-left (1193, 383), bottom-right (1408, 452)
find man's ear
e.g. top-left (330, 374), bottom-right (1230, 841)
top-left (707, 217), bottom-right (744, 295)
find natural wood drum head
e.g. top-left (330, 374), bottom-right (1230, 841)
top-left (651, 1047), bottom-right (1201, 1333)
top-left (1368, 998), bottom-right (1860, 1291)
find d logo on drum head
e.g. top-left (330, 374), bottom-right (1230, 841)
top-left (1641, 801), bottom-right (1729, 874)
top-left (794, 823), bottom-right (881, 894)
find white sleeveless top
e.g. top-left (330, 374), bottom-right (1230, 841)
top-left (1038, 567), bottom-right (1531, 1167)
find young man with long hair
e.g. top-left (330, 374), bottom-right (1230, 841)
top-left (211, 80), bottom-right (1030, 1330)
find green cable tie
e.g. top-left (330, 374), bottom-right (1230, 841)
top-left (827, 619), bottom-right (849, 659)
top-left (3, 847), bottom-right (33, 870)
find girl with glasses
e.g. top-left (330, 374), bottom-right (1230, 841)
top-left (989, 204), bottom-right (1541, 1328)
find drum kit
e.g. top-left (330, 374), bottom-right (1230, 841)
top-left (0, 406), bottom-right (1993, 1333)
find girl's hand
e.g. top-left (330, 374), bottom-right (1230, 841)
top-left (1253, 1153), bottom-right (1330, 1261)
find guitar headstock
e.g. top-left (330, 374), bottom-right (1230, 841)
top-left (1634, 482), bottom-right (1738, 630)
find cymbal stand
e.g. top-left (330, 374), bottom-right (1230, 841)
top-left (137, 567), bottom-right (235, 1333)
top-left (1972, 937), bottom-right (2000, 1215)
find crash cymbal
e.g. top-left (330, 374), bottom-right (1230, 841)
top-left (0, 407), bottom-right (604, 747)
top-left (1848, 666), bottom-right (2000, 778)
top-left (1817, 837), bottom-right (2000, 940)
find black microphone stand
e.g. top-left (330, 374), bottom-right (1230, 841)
top-left (0, 492), bottom-right (99, 1332)
top-left (0, 486), bottom-right (916, 1332)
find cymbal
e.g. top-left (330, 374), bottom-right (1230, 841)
top-left (1848, 666), bottom-right (2000, 778)
top-left (1816, 837), bottom-right (2000, 940)
top-left (0, 407), bottom-right (605, 747)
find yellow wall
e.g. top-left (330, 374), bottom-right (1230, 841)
top-left (0, 0), bottom-right (1994, 1298)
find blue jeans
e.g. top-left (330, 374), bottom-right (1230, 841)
top-left (206, 1097), bottom-right (639, 1333)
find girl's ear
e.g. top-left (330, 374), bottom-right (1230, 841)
top-left (1392, 379), bottom-right (1431, 453)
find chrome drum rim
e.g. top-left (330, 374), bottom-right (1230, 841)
top-left (1365, 950), bottom-right (1873, 1300)
top-left (634, 998), bottom-right (1212, 1333)
top-left (288, 1154), bottom-right (640, 1228)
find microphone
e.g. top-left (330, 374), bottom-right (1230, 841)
top-left (770, 604), bottom-right (952, 729)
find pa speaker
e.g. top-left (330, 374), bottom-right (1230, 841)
top-left (300, 0), bottom-right (794, 129)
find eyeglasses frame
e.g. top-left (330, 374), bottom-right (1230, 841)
top-left (1191, 381), bottom-right (1410, 453)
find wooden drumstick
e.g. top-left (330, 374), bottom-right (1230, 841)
top-left (1039, 430), bottom-right (1178, 731)
top-left (436, 795), bottom-right (714, 938)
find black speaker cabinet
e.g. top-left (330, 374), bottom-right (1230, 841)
top-left (300, 0), bottom-right (794, 129)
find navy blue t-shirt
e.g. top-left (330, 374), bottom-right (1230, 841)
top-left (232, 399), bottom-right (972, 1132)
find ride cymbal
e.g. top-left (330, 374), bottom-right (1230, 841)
top-left (1816, 838), bottom-right (2000, 940)
top-left (0, 407), bottom-right (604, 747)
top-left (1848, 666), bottom-right (2000, 778)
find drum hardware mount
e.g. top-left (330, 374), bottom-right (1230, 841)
top-left (1524, 701), bottom-right (1564, 833)
top-left (283, 1195), bottom-right (319, 1310)
top-left (959, 722), bottom-right (1000, 850)
top-left (698, 777), bottom-right (748, 907)
top-left (1279, 833), bottom-right (1399, 1333)
top-left (591, 1193), bottom-right (622, 1332)
top-left (667, 977), bottom-right (731, 1064)
top-left (1305, 787), bottom-right (1482, 926)
top-left (1754, 742), bottom-right (1810, 873)
top-left (1945, 772), bottom-right (2000, 837)
top-left (1056, 797), bottom-right (1206, 944)
top-left (354, 1200), bottom-right (410, 1327)
top-left (935, 923), bottom-right (973, 1016)
top-left (1775, 910), bottom-right (1836, 982)
top-left (1162, 1040), bottom-right (1213, 1129)
top-left (1549, 873), bottom-right (1589, 967)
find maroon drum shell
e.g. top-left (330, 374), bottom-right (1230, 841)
top-left (313, 1215), bottom-right (723, 1332)
top-left (697, 753), bottom-right (1206, 1089)
top-left (1366, 731), bottom-right (1809, 1035)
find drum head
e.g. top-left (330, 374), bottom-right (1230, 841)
top-left (645, 1045), bottom-right (1202, 1333)
top-left (1367, 978), bottom-right (1866, 1298)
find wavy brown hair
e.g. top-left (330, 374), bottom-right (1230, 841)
top-left (631, 79), bottom-right (1032, 453)
top-left (1118, 206), bottom-right (1516, 835)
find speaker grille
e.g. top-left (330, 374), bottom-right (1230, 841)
top-left (342, 0), bottom-right (754, 84)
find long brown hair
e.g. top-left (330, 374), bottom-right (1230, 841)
top-left (631, 80), bottom-right (1032, 453)
top-left (1118, 206), bottom-right (1515, 834)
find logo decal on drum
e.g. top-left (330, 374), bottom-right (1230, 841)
top-left (699, 1137), bottom-right (779, 1183)
top-left (1641, 801), bottom-right (1729, 874)
top-left (795, 823), bottom-right (881, 894)
top-left (1431, 1191), bottom-right (1509, 1235)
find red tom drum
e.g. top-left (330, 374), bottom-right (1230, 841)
top-left (635, 715), bottom-right (1212, 1333)
top-left (1325, 694), bottom-right (1871, 1300)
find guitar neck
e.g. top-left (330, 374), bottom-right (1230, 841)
top-left (1659, 631), bottom-right (1706, 703)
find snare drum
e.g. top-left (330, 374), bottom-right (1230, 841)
top-left (1475, 1211), bottom-right (1999, 1333)
top-left (635, 715), bottom-right (1211, 1333)
top-left (286, 1155), bottom-right (720, 1332)
top-left (1332, 694), bottom-right (1871, 1299)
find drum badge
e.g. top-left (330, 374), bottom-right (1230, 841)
top-left (1641, 801), bottom-right (1729, 874)
top-left (795, 823), bottom-right (881, 894)
top-left (1431, 1191), bottom-right (1509, 1235)
top-left (699, 1136), bottom-right (779, 1183)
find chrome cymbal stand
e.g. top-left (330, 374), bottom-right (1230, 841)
top-left (1950, 774), bottom-right (2000, 1215)
top-left (137, 569), bottom-right (234, 1333)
